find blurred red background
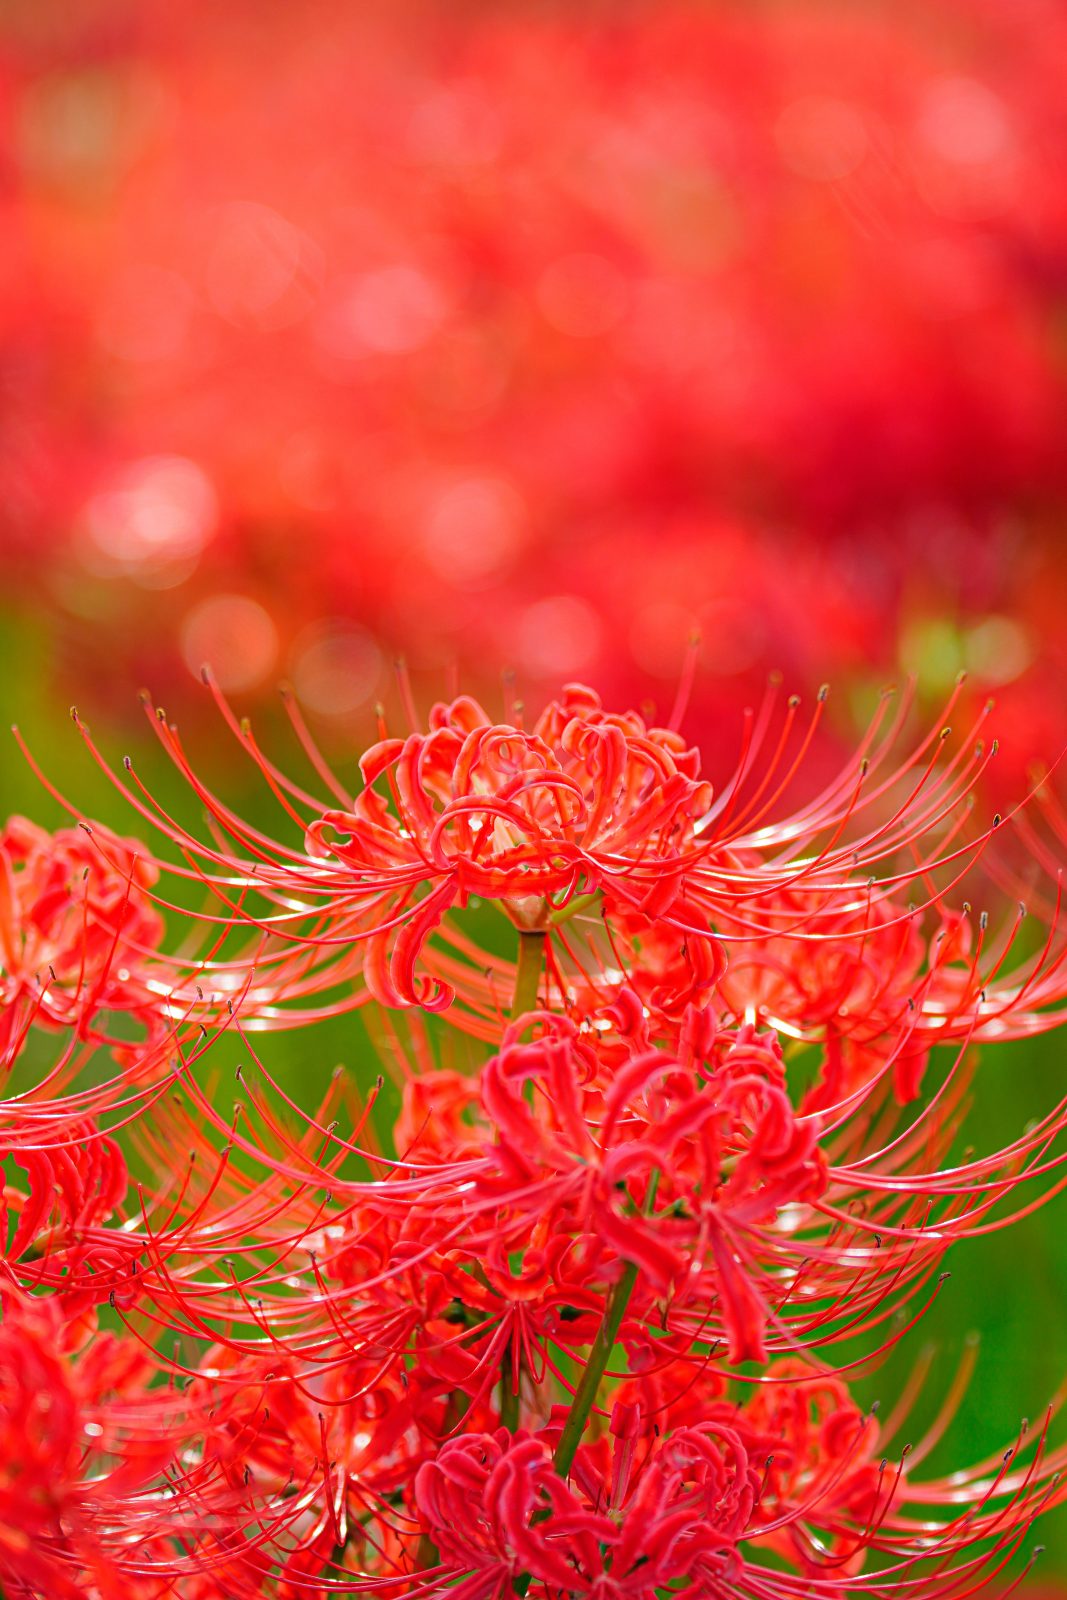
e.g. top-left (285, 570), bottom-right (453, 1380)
top-left (1, 0), bottom-right (1066, 762)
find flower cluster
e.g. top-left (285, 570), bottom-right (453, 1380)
top-left (3, 676), bottom-right (1067, 1596)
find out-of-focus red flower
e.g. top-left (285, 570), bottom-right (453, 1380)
top-left (2, 0), bottom-right (1067, 756)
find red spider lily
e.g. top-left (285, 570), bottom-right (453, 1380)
top-left (3, 673), bottom-right (1067, 1596)
top-left (411, 1386), bottom-right (1064, 1600)
top-left (13, 983), bottom-right (1044, 1412)
top-left (414, 1422), bottom-right (762, 1598)
top-left (305, 682), bottom-right (714, 1009)
top-left (1, 1116), bottom-right (137, 1313)
top-left (0, 813), bottom-right (165, 1055)
top-left (27, 674), bottom-right (1067, 1059)
top-left (0, 942), bottom-right (1054, 1534)
top-left (0, 1289), bottom-right (190, 1599)
top-left (609, 1358), bottom-right (884, 1573)
top-left (453, 1007), bottom-right (824, 1363)
top-left (21, 679), bottom-right (722, 1026)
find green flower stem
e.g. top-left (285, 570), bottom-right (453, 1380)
top-left (500, 1348), bottom-right (520, 1432)
top-left (511, 1174), bottom-right (660, 1596)
top-left (552, 1169), bottom-right (660, 1479)
top-left (510, 929), bottom-right (547, 1021)
top-left (500, 928), bottom-right (547, 1439)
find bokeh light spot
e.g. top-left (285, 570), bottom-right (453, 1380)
top-left (82, 457), bottom-right (217, 586)
top-left (776, 96), bottom-right (868, 182)
top-left (917, 78), bottom-right (1013, 167)
top-left (964, 616), bottom-right (1032, 686)
top-left (422, 477), bottom-right (525, 585)
top-left (517, 596), bottom-right (602, 678)
top-left (318, 267), bottom-right (449, 358)
top-left (181, 594), bottom-right (279, 692)
top-left (900, 615), bottom-right (965, 689)
top-left (290, 623), bottom-right (383, 716)
top-left (205, 202), bottom-right (320, 329)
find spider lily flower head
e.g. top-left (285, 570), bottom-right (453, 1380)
top-left (313, 683), bottom-right (712, 916)
top-left (36, 671), bottom-right (1067, 1055)
top-left (332, 982), bottom-right (1067, 1380)
top-left (609, 1358), bottom-right (885, 1573)
top-left (0, 814), bottom-right (165, 1055)
top-left (1, 1117), bottom-right (137, 1314)
top-left (0, 1289), bottom-right (182, 1599)
top-left (381, 1000), bottom-right (826, 1366)
top-left (716, 894), bottom-right (961, 1108)
top-left (39, 678), bottom-right (721, 1027)
top-left (182, 1341), bottom-right (442, 1580)
top-left (304, 682), bottom-right (715, 1010)
top-left (411, 1366), bottom-right (1066, 1600)
top-left (375, 1004), bottom-right (959, 1374)
top-left (415, 1421), bottom-right (763, 1599)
